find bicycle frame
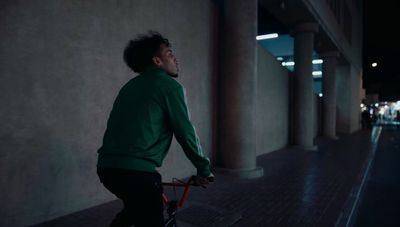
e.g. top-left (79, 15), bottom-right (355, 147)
top-left (162, 177), bottom-right (194, 227)
top-left (162, 175), bottom-right (213, 226)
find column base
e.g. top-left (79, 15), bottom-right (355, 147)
top-left (215, 166), bottom-right (264, 179)
top-left (292, 145), bottom-right (318, 151)
top-left (326, 135), bottom-right (339, 140)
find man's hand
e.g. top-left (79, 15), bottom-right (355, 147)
top-left (192, 173), bottom-right (214, 188)
top-left (206, 172), bottom-right (215, 182)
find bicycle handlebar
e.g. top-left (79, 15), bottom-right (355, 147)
top-left (162, 175), bottom-right (214, 187)
top-left (162, 175), bottom-right (213, 208)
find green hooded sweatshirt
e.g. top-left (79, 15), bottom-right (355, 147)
top-left (97, 66), bottom-right (211, 177)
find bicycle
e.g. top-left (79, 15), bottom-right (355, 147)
top-left (162, 175), bottom-right (214, 227)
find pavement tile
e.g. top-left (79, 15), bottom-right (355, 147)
top-left (31, 130), bottom-right (374, 227)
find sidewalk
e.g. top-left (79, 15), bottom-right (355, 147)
top-left (32, 129), bottom-right (377, 227)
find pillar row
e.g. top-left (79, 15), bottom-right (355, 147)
top-left (321, 51), bottom-right (339, 139)
top-left (292, 23), bottom-right (319, 151)
top-left (217, 0), bottom-right (263, 178)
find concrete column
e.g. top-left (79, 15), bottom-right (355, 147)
top-left (336, 65), bottom-right (363, 133)
top-left (218, 0), bottom-right (263, 178)
top-left (292, 23), bottom-right (319, 151)
top-left (321, 51), bottom-right (339, 139)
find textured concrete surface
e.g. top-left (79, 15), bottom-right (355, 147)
top-left (0, 1), bottom-right (215, 226)
top-left (256, 46), bottom-right (289, 156)
top-left (219, 0), bottom-right (259, 171)
top-left (292, 23), bottom-right (319, 150)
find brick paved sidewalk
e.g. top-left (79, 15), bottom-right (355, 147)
top-left (33, 130), bottom-right (375, 227)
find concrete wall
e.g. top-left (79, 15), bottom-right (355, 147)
top-left (336, 64), bottom-right (362, 134)
top-left (0, 0), bottom-right (215, 226)
top-left (256, 46), bottom-right (289, 155)
top-left (315, 94), bottom-right (322, 137)
top-left (349, 65), bottom-right (363, 132)
top-left (336, 65), bottom-right (350, 133)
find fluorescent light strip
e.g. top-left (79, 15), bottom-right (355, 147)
top-left (282, 60), bottom-right (323, 66)
top-left (312, 71), bottom-right (322, 76)
top-left (256, 33), bottom-right (279, 40)
top-left (282, 61), bottom-right (295, 66)
top-left (312, 59), bottom-right (323, 64)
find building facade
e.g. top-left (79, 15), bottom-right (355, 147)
top-left (0, 0), bottom-right (363, 226)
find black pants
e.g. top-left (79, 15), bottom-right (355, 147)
top-left (97, 168), bottom-right (164, 227)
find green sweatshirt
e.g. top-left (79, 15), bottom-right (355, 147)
top-left (97, 66), bottom-right (211, 177)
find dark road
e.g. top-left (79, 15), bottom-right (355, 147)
top-left (355, 124), bottom-right (400, 226)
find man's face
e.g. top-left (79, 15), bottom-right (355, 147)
top-left (153, 43), bottom-right (179, 77)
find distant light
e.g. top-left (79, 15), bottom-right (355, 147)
top-left (282, 61), bottom-right (295, 66)
top-left (281, 60), bottom-right (323, 67)
top-left (256, 33), bottom-right (279, 40)
top-left (312, 59), bottom-right (323, 64)
top-left (371, 62), bottom-right (378, 67)
top-left (276, 57), bottom-right (283, 61)
top-left (360, 104), bottom-right (365, 108)
top-left (375, 103), bottom-right (379, 107)
top-left (319, 93), bottom-right (323, 97)
top-left (312, 71), bottom-right (322, 76)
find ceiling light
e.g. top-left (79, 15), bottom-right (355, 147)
top-left (256, 33), bottom-right (279, 40)
top-left (312, 71), bottom-right (322, 76)
top-left (312, 59), bottom-right (323, 64)
top-left (282, 61), bottom-right (295, 66)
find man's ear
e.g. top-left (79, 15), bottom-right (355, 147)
top-left (152, 56), bottom-right (162, 67)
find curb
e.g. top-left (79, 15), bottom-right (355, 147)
top-left (335, 126), bottom-right (382, 227)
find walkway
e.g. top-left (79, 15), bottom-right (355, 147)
top-left (33, 128), bottom-right (379, 227)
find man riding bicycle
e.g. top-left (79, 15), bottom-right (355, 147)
top-left (96, 31), bottom-right (213, 227)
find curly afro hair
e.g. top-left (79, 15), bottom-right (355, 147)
top-left (123, 31), bottom-right (170, 73)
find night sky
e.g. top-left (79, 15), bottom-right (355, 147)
top-left (363, 1), bottom-right (400, 101)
